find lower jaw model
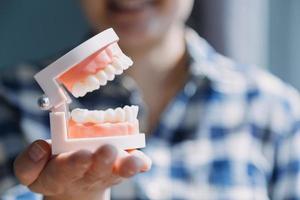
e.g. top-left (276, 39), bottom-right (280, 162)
top-left (35, 29), bottom-right (145, 154)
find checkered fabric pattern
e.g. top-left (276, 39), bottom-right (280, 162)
top-left (2, 29), bottom-right (300, 200)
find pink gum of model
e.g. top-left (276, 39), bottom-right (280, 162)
top-left (34, 29), bottom-right (145, 155)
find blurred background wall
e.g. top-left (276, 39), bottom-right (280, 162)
top-left (0, 0), bottom-right (299, 89)
top-left (269, 0), bottom-right (300, 90)
top-left (0, 0), bottom-right (88, 67)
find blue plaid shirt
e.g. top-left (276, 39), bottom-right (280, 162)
top-left (2, 29), bottom-right (300, 200)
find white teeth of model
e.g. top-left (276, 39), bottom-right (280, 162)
top-left (104, 65), bottom-right (116, 81)
top-left (131, 105), bottom-right (139, 119)
top-left (72, 59), bottom-right (128, 97)
top-left (72, 82), bottom-right (88, 97)
top-left (114, 53), bottom-right (133, 70)
top-left (124, 105), bottom-right (134, 122)
top-left (85, 75), bottom-right (100, 92)
top-left (71, 106), bottom-right (139, 124)
top-left (115, 107), bottom-right (125, 122)
top-left (121, 55), bottom-right (133, 68)
top-left (112, 59), bottom-right (124, 75)
top-left (89, 111), bottom-right (104, 123)
top-left (104, 108), bottom-right (116, 122)
top-left (71, 108), bottom-right (88, 123)
top-left (111, 60), bottom-right (123, 74)
top-left (96, 71), bottom-right (108, 85)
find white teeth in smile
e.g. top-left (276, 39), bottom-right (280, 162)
top-left (71, 105), bottom-right (138, 124)
top-left (71, 53), bottom-right (133, 98)
top-left (114, 0), bottom-right (151, 10)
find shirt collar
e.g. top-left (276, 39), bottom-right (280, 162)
top-left (185, 28), bottom-right (248, 94)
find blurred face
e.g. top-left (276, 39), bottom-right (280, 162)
top-left (80, 0), bottom-right (194, 49)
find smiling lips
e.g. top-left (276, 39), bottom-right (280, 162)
top-left (58, 42), bottom-right (139, 139)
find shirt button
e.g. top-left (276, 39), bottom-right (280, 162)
top-left (184, 82), bottom-right (197, 97)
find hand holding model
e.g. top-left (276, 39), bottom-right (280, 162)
top-left (14, 141), bottom-right (151, 200)
top-left (14, 29), bottom-right (151, 200)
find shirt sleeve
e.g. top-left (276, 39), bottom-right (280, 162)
top-left (1, 185), bottom-right (42, 200)
top-left (0, 68), bottom-right (27, 193)
top-left (0, 64), bottom-right (49, 193)
top-left (269, 86), bottom-right (300, 200)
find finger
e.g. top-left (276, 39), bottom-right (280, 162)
top-left (128, 150), bottom-right (152, 172)
top-left (14, 140), bottom-right (51, 186)
top-left (29, 150), bottom-right (92, 195)
top-left (114, 155), bottom-right (144, 178)
top-left (84, 144), bottom-right (118, 183)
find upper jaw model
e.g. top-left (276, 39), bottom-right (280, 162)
top-left (34, 29), bottom-right (145, 155)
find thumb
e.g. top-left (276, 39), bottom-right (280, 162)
top-left (14, 140), bottom-right (51, 186)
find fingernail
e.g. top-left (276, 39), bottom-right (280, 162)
top-left (97, 145), bottom-right (117, 164)
top-left (102, 154), bottom-right (114, 165)
top-left (28, 143), bottom-right (47, 162)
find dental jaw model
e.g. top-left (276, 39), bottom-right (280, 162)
top-left (34, 28), bottom-right (145, 155)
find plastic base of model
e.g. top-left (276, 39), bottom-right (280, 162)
top-left (51, 134), bottom-right (146, 155)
